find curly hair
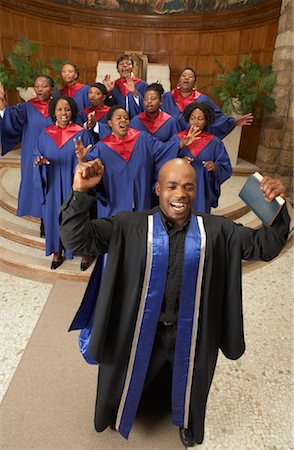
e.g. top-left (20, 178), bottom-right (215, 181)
top-left (183, 101), bottom-right (215, 126)
top-left (179, 67), bottom-right (197, 82)
top-left (49, 95), bottom-right (78, 123)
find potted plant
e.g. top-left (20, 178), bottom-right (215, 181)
top-left (0, 36), bottom-right (65, 100)
top-left (212, 55), bottom-right (277, 165)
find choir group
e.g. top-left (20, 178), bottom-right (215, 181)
top-left (0, 55), bottom-right (254, 270)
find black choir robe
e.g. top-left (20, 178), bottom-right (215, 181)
top-left (59, 191), bottom-right (290, 444)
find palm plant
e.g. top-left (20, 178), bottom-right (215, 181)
top-left (0, 36), bottom-right (65, 90)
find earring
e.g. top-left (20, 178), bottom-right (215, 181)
top-left (177, 84), bottom-right (180, 89)
top-left (192, 85), bottom-right (196, 91)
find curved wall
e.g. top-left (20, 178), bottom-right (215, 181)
top-left (1, 0), bottom-right (281, 89)
top-left (0, 0), bottom-right (282, 162)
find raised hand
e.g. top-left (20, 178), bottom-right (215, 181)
top-left (86, 111), bottom-right (97, 129)
top-left (179, 126), bottom-right (201, 148)
top-left (73, 158), bottom-right (104, 192)
top-left (260, 176), bottom-right (286, 201)
top-left (74, 136), bottom-right (92, 162)
top-left (34, 155), bottom-right (50, 166)
top-left (103, 74), bottom-right (114, 94)
top-left (235, 113), bottom-right (254, 127)
top-left (124, 73), bottom-right (137, 97)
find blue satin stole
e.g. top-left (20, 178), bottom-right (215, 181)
top-left (69, 254), bottom-right (107, 364)
top-left (116, 212), bottom-right (205, 439)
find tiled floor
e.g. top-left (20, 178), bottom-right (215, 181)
top-left (0, 154), bottom-right (293, 449)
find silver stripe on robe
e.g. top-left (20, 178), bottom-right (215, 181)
top-left (115, 214), bottom-right (154, 429)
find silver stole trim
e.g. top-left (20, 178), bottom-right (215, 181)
top-left (184, 216), bottom-right (206, 428)
top-left (115, 215), bottom-right (154, 429)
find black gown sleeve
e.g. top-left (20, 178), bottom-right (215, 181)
top-left (59, 190), bottom-right (113, 257)
top-left (235, 204), bottom-right (290, 261)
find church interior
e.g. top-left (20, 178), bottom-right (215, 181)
top-left (0, 0), bottom-right (293, 448)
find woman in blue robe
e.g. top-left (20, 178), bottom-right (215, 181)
top-left (55, 63), bottom-right (90, 111)
top-left (76, 82), bottom-right (111, 143)
top-left (34, 96), bottom-right (93, 270)
top-left (161, 67), bottom-right (253, 138)
top-left (130, 83), bottom-right (180, 142)
top-left (77, 105), bottom-right (180, 218)
top-left (0, 76), bottom-right (54, 223)
top-left (170, 101), bottom-right (232, 213)
top-left (102, 55), bottom-right (147, 119)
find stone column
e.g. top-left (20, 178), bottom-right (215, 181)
top-left (256, 0), bottom-right (293, 200)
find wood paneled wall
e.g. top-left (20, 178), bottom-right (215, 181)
top-left (0, 0), bottom-right (282, 162)
top-left (1, 0), bottom-right (281, 90)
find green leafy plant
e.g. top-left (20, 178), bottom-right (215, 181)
top-left (212, 55), bottom-right (277, 119)
top-left (0, 36), bottom-right (66, 90)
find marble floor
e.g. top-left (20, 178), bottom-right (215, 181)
top-left (0, 153), bottom-right (293, 449)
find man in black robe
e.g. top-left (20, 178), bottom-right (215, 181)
top-left (60, 158), bottom-right (290, 448)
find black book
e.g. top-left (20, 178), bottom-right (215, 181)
top-left (239, 172), bottom-right (285, 226)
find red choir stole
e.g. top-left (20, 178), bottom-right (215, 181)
top-left (29, 98), bottom-right (50, 118)
top-left (83, 105), bottom-right (110, 122)
top-left (172, 88), bottom-right (202, 112)
top-left (137, 111), bottom-right (171, 134)
top-left (177, 130), bottom-right (214, 157)
top-left (45, 123), bottom-right (83, 148)
top-left (59, 83), bottom-right (85, 98)
top-left (102, 128), bottom-right (140, 161)
top-left (115, 77), bottom-right (142, 97)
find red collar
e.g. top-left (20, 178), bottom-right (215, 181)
top-left (138, 111), bottom-right (171, 134)
top-left (115, 77), bottom-right (142, 97)
top-left (45, 123), bottom-right (83, 148)
top-left (83, 105), bottom-right (110, 121)
top-left (59, 82), bottom-right (85, 97)
top-left (172, 88), bottom-right (202, 112)
top-left (28, 98), bottom-right (50, 118)
top-left (102, 128), bottom-right (140, 161)
top-left (177, 130), bottom-right (214, 157)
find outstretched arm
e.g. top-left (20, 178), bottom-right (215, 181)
top-left (59, 159), bottom-right (111, 256)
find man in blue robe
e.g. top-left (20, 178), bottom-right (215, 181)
top-left (60, 158), bottom-right (289, 448)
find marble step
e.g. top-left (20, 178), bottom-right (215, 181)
top-left (0, 236), bottom-right (92, 281)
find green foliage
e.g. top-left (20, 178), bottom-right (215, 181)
top-left (212, 55), bottom-right (277, 119)
top-left (0, 36), bottom-right (66, 90)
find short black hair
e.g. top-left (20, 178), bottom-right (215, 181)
top-left (62, 62), bottom-right (80, 79)
top-left (183, 102), bottom-right (215, 126)
top-left (90, 82), bottom-right (108, 96)
top-left (49, 95), bottom-right (78, 123)
top-left (106, 105), bottom-right (129, 121)
top-left (145, 82), bottom-right (164, 98)
top-left (34, 75), bottom-right (55, 88)
top-left (116, 55), bottom-right (134, 69)
top-left (179, 67), bottom-right (197, 82)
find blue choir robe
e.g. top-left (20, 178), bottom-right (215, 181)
top-left (111, 77), bottom-right (147, 119)
top-left (34, 124), bottom-right (93, 258)
top-left (172, 130), bottom-right (232, 213)
top-left (1, 98), bottom-right (53, 218)
top-left (56, 83), bottom-right (91, 110)
top-left (161, 89), bottom-right (235, 139)
top-left (130, 110), bottom-right (180, 142)
top-left (86, 128), bottom-right (178, 218)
